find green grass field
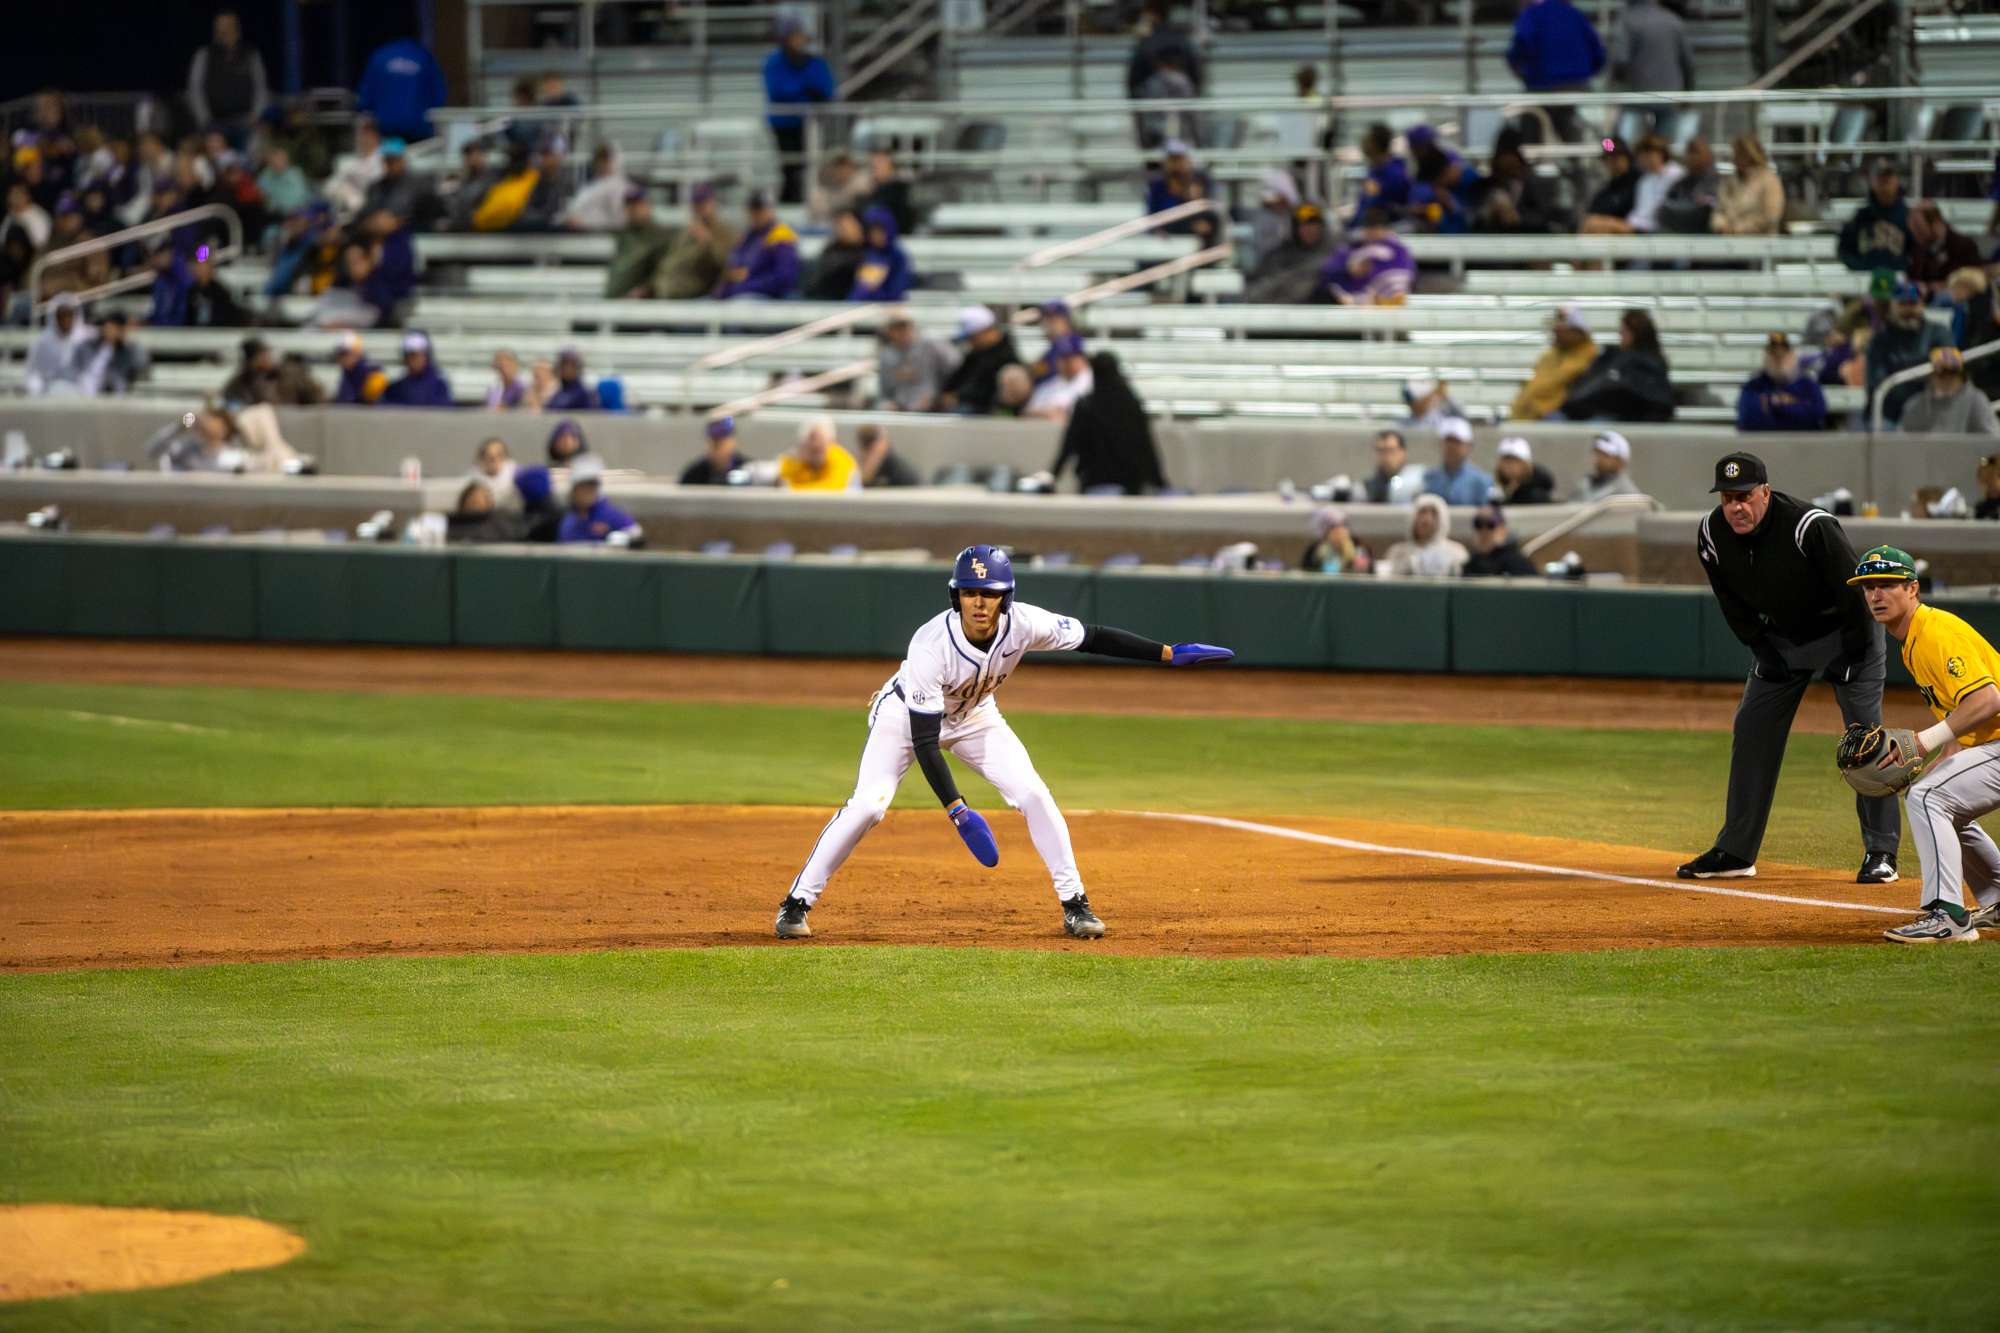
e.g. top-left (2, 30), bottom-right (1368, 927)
top-left (4, 677), bottom-right (1998, 1329)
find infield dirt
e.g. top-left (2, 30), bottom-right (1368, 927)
top-left (1, 806), bottom-right (1915, 974)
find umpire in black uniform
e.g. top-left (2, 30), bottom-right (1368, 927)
top-left (1680, 451), bottom-right (1900, 883)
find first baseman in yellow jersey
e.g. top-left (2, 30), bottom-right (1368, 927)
top-left (1849, 546), bottom-right (2000, 943)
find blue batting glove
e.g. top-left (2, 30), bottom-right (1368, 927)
top-left (948, 802), bottom-right (999, 867)
top-left (1170, 642), bottom-right (1235, 666)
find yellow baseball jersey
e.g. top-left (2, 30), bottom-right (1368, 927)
top-left (779, 443), bottom-right (859, 491)
top-left (1903, 603), bottom-right (2000, 746)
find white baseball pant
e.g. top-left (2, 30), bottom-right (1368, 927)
top-left (1903, 740), bottom-right (2000, 910)
top-left (788, 692), bottom-right (1084, 904)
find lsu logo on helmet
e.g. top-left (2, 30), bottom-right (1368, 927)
top-left (971, 558), bottom-right (987, 579)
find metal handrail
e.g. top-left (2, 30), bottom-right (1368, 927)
top-left (681, 303), bottom-right (887, 405)
top-left (1519, 493), bottom-right (1663, 558)
top-left (708, 358), bottom-right (881, 420)
top-left (840, 19), bottom-right (942, 100)
top-left (26, 204), bottom-right (244, 319)
top-left (1016, 199), bottom-right (1227, 270)
top-left (1869, 337), bottom-right (2000, 434)
top-left (845, 0), bottom-right (937, 70)
top-left (1749, 0), bottom-right (1889, 91)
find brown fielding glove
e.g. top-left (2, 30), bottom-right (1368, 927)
top-left (1836, 723), bottom-right (1925, 797)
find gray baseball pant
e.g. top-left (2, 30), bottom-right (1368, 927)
top-left (1716, 624), bottom-right (1901, 863)
top-left (1903, 742), bottom-right (2000, 910)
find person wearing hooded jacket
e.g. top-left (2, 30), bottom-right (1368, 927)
top-left (1837, 162), bottom-right (1914, 273)
top-left (1245, 204), bottom-right (1338, 305)
top-left (1379, 495), bottom-right (1469, 578)
top-left (1050, 352), bottom-right (1168, 495)
top-left (1558, 308), bottom-right (1675, 422)
top-left (556, 457), bottom-right (638, 544)
top-left (25, 294), bottom-right (94, 396)
top-left (716, 190), bottom-right (800, 299)
top-left (382, 331), bottom-right (453, 407)
top-left (848, 206), bottom-right (913, 302)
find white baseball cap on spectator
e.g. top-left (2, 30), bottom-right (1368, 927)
top-left (1436, 416), bottom-right (1474, 444)
top-left (1163, 138), bottom-right (1191, 159)
top-left (1311, 505), bottom-right (1348, 538)
top-left (1551, 305), bottom-right (1590, 332)
top-left (1259, 169), bottom-right (1299, 209)
top-left (401, 331), bottom-right (430, 355)
top-left (333, 331), bottom-right (363, 357)
top-left (1497, 436), bottom-right (1532, 461)
top-left (570, 454), bottom-right (605, 484)
top-left (1592, 430), bottom-right (1631, 461)
top-left (1404, 375), bottom-right (1440, 402)
top-left (954, 305), bottom-right (996, 339)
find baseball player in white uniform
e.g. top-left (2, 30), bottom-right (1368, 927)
top-left (777, 545), bottom-right (1234, 940)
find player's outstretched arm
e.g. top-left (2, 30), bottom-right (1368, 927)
top-left (910, 708), bottom-right (999, 867)
top-left (1076, 624), bottom-right (1234, 666)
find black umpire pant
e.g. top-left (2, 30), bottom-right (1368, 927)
top-left (1716, 623), bottom-right (1901, 863)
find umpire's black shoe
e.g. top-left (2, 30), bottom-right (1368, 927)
top-left (775, 895), bottom-right (813, 939)
top-left (1677, 849), bottom-right (1756, 880)
top-left (1062, 893), bottom-right (1106, 939)
top-left (1857, 852), bottom-right (1898, 884)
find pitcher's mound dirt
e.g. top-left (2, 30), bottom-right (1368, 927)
top-left (0, 1204), bottom-right (304, 1302)
top-left (0, 806), bottom-right (1912, 973)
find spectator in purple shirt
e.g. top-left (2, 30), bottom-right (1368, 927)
top-left (382, 330), bottom-right (453, 406)
top-left (1323, 209), bottom-right (1416, 305)
top-left (556, 456), bottom-right (638, 544)
top-left (715, 189), bottom-right (800, 299)
top-left (543, 346), bottom-right (599, 410)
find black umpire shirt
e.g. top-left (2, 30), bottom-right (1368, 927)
top-left (1696, 490), bottom-right (1874, 660)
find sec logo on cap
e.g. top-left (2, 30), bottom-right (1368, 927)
top-left (1724, 462), bottom-right (1740, 478)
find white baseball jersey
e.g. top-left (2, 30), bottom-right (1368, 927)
top-left (889, 601), bottom-right (1086, 736)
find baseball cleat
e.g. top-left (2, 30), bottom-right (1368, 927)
top-left (1062, 893), bottom-right (1106, 939)
top-left (1967, 903), bottom-right (2000, 933)
top-left (775, 895), bottom-right (813, 939)
top-left (1882, 907), bottom-right (1980, 945)
top-left (1677, 849), bottom-right (1756, 879)
top-left (1856, 852), bottom-right (1899, 884)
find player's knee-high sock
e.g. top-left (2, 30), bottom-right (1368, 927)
top-left (1015, 785), bottom-right (1084, 900)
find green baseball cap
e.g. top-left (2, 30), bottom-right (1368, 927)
top-left (1848, 546), bottom-right (1918, 584)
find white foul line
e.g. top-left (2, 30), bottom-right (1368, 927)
top-left (1117, 811), bottom-right (1909, 916)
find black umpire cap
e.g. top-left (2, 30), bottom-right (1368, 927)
top-left (1710, 451), bottom-right (1769, 492)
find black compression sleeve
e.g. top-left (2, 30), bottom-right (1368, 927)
top-left (908, 709), bottom-right (963, 808)
top-left (1078, 624), bottom-right (1168, 662)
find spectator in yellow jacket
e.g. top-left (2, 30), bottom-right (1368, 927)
top-left (1509, 305), bottom-right (1600, 421)
top-left (778, 416), bottom-right (861, 490)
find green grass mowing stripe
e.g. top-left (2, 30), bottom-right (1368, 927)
top-left (0, 678), bottom-right (1939, 870)
top-left (1, 945), bottom-right (1995, 1330)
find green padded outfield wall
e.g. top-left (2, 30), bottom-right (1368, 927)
top-left (8, 534), bottom-right (2000, 684)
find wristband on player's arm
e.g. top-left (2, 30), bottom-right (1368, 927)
top-left (907, 708), bottom-right (964, 807)
top-left (1078, 624), bottom-right (1168, 662)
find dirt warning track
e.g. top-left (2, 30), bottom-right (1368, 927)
top-left (1, 806), bottom-right (1917, 973)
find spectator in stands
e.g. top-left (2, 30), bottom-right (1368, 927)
top-left (876, 307), bottom-right (960, 412)
top-left (332, 331), bottom-right (387, 404)
top-left (69, 312), bottom-right (144, 396)
top-left (1357, 124), bottom-right (1410, 216)
top-left (1135, 50), bottom-right (1201, 153)
top-left (267, 104), bottom-right (331, 184)
top-left (510, 135), bottom-right (574, 232)
top-left (528, 358), bottom-right (560, 408)
top-left (265, 200), bottom-right (333, 296)
top-left (1580, 133), bottom-right (1682, 234)
top-left (1609, 0), bottom-right (1693, 102)
top-left (1658, 137), bottom-right (1719, 234)
top-left (1711, 134), bottom-right (1784, 235)
top-left (849, 207), bottom-right (913, 302)
top-left (1052, 352), bottom-right (1168, 495)
top-left (1976, 453), bottom-right (2000, 519)
top-left (993, 364), bottom-right (1035, 417)
top-left (1906, 200), bottom-right (1982, 299)
top-left (1493, 436), bottom-right (1556, 504)
top-left (1868, 282), bottom-right (1955, 426)
top-left (311, 232), bottom-right (389, 328)
top-left (1245, 203), bottom-right (1337, 305)
top-left (468, 437), bottom-right (521, 508)
top-left (810, 150), bottom-right (869, 225)
top-left (1558, 308), bottom-right (1674, 421)
top-left (1380, 494), bottom-right (1468, 578)
top-left (545, 347), bottom-right (598, 411)
top-left (443, 138), bottom-right (500, 232)
top-left (187, 12), bottom-right (269, 148)
top-left (1735, 333), bottom-right (1826, 432)
top-left (805, 208), bottom-right (867, 300)
top-left (1145, 141), bottom-right (1218, 244)
top-left (1128, 0), bottom-right (1205, 149)
top-left (1422, 418), bottom-right (1493, 506)
top-left (1301, 506), bottom-right (1371, 574)
top-left (1035, 301), bottom-right (1075, 343)
top-left (362, 139), bottom-right (423, 226)
top-left (485, 348), bottom-right (528, 409)
top-left (383, 330), bottom-right (452, 407)
top-left (1950, 268), bottom-right (2000, 400)
top-left (1248, 171), bottom-right (1300, 271)
top-left (4, 180), bottom-right (52, 252)
top-left (681, 417), bottom-right (746, 485)
top-left (1580, 140), bottom-right (1639, 229)
top-left (1507, 0), bottom-right (1606, 143)
top-left (546, 418), bottom-right (589, 464)
top-left (607, 186), bottom-right (674, 298)
top-left (780, 417), bottom-right (860, 490)
top-left (1899, 347), bottom-right (1997, 436)
top-left (1465, 504), bottom-right (1538, 576)
top-left (356, 35), bottom-right (448, 144)
top-left (1323, 209), bottom-right (1415, 305)
top-left (472, 142), bottom-right (538, 233)
top-left (146, 402), bottom-right (241, 472)
top-left (141, 242), bottom-right (194, 326)
top-left (325, 120), bottom-right (384, 221)
top-left (513, 462), bottom-right (561, 540)
top-left (1025, 334), bottom-right (1094, 422)
top-left (449, 480), bottom-right (529, 544)
top-left (1570, 429), bottom-right (1642, 501)
top-left (1473, 131), bottom-right (1563, 234)
top-left (558, 456), bottom-right (638, 543)
top-left (183, 251), bottom-right (252, 328)
top-left (24, 294), bottom-right (92, 396)
top-left (857, 423), bottom-right (919, 487)
top-left (561, 143), bottom-right (630, 232)
top-left (1406, 144), bottom-right (1479, 233)
top-left (764, 17), bottom-right (835, 204)
top-left (1838, 160), bottom-right (1913, 273)
top-left (255, 147), bottom-right (309, 231)
top-left (1363, 429), bottom-right (1426, 503)
top-left (936, 305), bottom-right (1020, 414)
top-left (222, 336), bottom-right (278, 404)
top-left (356, 209), bottom-right (417, 324)
top-left (654, 182), bottom-right (736, 299)
top-left (1401, 376), bottom-right (1463, 434)
top-left (863, 152), bottom-right (916, 237)
top-left (715, 189), bottom-right (800, 299)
